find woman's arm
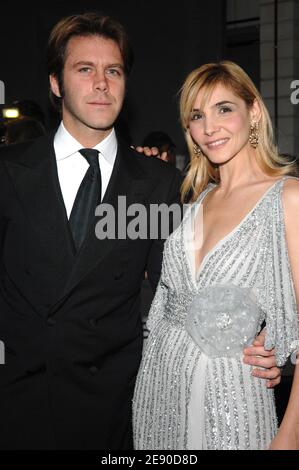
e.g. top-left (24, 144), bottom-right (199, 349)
top-left (270, 178), bottom-right (299, 449)
top-left (270, 364), bottom-right (299, 449)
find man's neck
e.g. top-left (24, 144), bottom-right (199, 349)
top-left (62, 119), bottom-right (113, 148)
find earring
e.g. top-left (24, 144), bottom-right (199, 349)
top-left (193, 143), bottom-right (202, 156)
top-left (249, 121), bottom-right (259, 148)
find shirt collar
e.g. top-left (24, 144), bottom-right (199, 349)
top-left (54, 121), bottom-right (117, 165)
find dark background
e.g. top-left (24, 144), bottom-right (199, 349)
top-left (0, 0), bottom-right (260, 156)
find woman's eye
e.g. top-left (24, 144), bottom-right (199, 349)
top-left (219, 106), bottom-right (232, 114)
top-left (190, 113), bottom-right (203, 121)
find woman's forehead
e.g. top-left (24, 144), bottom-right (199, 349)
top-left (194, 82), bottom-right (237, 105)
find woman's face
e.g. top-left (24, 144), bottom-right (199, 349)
top-left (188, 83), bottom-right (259, 165)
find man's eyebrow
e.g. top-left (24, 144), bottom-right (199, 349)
top-left (72, 61), bottom-right (124, 69)
top-left (107, 63), bottom-right (124, 69)
top-left (73, 61), bottom-right (95, 67)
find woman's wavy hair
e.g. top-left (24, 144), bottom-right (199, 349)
top-left (180, 60), bottom-right (298, 202)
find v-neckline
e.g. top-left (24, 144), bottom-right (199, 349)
top-left (185, 178), bottom-right (283, 285)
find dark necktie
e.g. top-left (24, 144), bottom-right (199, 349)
top-left (69, 148), bottom-right (101, 250)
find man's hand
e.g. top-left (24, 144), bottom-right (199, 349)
top-left (132, 145), bottom-right (169, 162)
top-left (243, 329), bottom-right (281, 388)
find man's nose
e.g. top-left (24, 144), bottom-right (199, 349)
top-left (93, 71), bottom-right (108, 92)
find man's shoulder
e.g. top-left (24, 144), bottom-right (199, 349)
top-left (127, 146), bottom-right (183, 181)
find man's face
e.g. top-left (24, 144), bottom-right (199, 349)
top-left (50, 35), bottom-right (126, 140)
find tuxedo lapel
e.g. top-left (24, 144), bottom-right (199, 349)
top-left (53, 140), bottom-right (159, 309)
top-left (4, 134), bottom-right (75, 281)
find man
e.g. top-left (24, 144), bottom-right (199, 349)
top-left (0, 12), bottom-right (280, 450)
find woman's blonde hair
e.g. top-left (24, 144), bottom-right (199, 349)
top-left (180, 60), bottom-right (297, 202)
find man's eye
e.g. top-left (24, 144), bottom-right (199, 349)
top-left (106, 68), bottom-right (122, 76)
top-left (79, 67), bottom-right (91, 73)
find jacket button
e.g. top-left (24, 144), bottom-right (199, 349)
top-left (89, 366), bottom-right (98, 375)
top-left (47, 318), bottom-right (56, 326)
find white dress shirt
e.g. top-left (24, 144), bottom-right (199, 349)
top-left (54, 122), bottom-right (117, 218)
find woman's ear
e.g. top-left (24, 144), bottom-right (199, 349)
top-left (250, 99), bottom-right (262, 123)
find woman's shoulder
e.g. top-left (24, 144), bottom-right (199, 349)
top-left (279, 177), bottom-right (299, 224)
top-left (282, 176), bottom-right (299, 203)
top-left (181, 183), bottom-right (216, 216)
top-left (193, 182), bottom-right (217, 204)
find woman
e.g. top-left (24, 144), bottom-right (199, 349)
top-left (133, 61), bottom-right (299, 450)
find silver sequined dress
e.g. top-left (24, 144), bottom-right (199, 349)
top-left (133, 178), bottom-right (299, 450)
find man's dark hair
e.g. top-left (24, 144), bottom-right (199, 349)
top-left (46, 11), bottom-right (134, 111)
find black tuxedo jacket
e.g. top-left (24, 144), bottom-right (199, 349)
top-left (0, 133), bottom-right (183, 449)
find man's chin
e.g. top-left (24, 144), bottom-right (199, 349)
top-left (84, 121), bottom-right (114, 132)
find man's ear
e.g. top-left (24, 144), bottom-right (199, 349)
top-left (49, 74), bottom-right (61, 98)
top-left (250, 99), bottom-right (262, 123)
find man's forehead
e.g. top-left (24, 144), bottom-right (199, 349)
top-left (65, 35), bottom-right (122, 61)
